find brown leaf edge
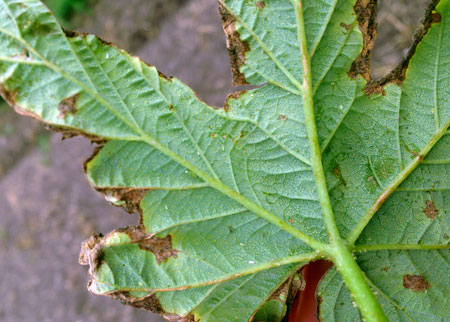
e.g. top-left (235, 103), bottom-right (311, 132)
top-left (2, 7), bottom-right (298, 322)
top-left (79, 226), bottom-right (195, 321)
top-left (218, 2), bottom-right (251, 86)
top-left (350, 0), bottom-right (443, 96)
top-left (0, 31), bottom-right (189, 319)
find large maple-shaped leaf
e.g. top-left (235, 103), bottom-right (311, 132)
top-left (0, 0), bottom-right (449, 321)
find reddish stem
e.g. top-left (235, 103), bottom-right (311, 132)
top-left (289, 260), bottom-right (333, 322)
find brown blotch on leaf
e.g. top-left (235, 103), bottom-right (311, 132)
top-left (58, 93), bottom-right (80, 119)
top-left (423, 200), bottom-right (439, 219)
top-left (63, 28), bottom-right (119, 50)
top-left (333, 166), bottom-right (347, 187)
top-left (1, 84), bottom-right (105, 143)
top-left (219, 4), bottom-right (251, 85)
top-left (63, 28), bottom-right (88, 38)
top-left (340, 22), bottom-right (352, 32)
top-left (278, 114), bottom-right (288, 121)
top-left (403, 274), bottom-right (431, 292)
top-left (316, 295), bottom-right (323, 317)
top-left (157, 70), bottom-right (172, 81)
top-left (83, 145), bottom-right (105, 172)
top-left (164, 313), bottom-right (197, 322)
top-left (348, 0), bottom-right (378, 82)
top-left (224, 90), bottom-right (247, 112)
top-left (0, 84), bottom-right (18, 107)
top-left (119, 226), bottom-right (178, 265)
top-left (271, 278), bottom-right (292, 301)
top-left (97, 37), bottom-right (114, 46)
top-left (256, 1), bottom-right (265, 10)
top-left (79, 232), bottom-right (104, 272)
top-left (358, 0), bottom-right (442, 95)
top-left (45, 124), bottom-right (105, 143)
top-left (111, 291), bottom-right (197, 321)
top-left (333, 167), bottom-right (340, 177)
top-left (111, 291), bottom-right (165, 314)
top-left (432, 12), bottom-right (442, 23)
top-left (249, 277), bottom-right (295, 322)
top-left (96, 188), bottom-right (150, 215)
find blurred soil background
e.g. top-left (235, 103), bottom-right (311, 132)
top-left (0, 0), bottom-right (429, 321)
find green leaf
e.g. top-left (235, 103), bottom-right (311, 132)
top-left (319, 249), bottom-right (450, 321)
top-left (1, 0), bottom-right (450, 321)
top-left (318, 1), bottom-right (450, 320)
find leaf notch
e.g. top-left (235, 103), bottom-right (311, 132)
top-left (348, 0), bottom-right (378, 82)
top-left (356, 0), bottom-right (443, 95)
top-left (96, 187), bottom-right (150, 216)
top-left (219, 3), bottom-right (251, 85)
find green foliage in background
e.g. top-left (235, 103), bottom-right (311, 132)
top-left (0, 0), bottom-right (449, 321)
top-left (44, 0), bottom-right (87, 23)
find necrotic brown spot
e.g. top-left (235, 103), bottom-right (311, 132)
top-left (0, 84), bottom-right (18, 106)
top-left (348, 0), bottom-right (378, 81)
top-left (432, 12), bottom-right (442, 23)
top-left (120, 226), bottom-right (178, 264)
top-left (138, 235), bottom-right (177, 264)
top-left (423, 200), bottom-right (439, 219)
top-left (58, 93), bottom-right (80, 119)
top-left (111, 291), bottom-right (165, 313)
top-left (219, 4), bottom-right (251, 85)
top-left (340, 22), bottom-right (352, 31)
top-left (224, 90), bottom-right (247, 112)
top-left (403, 274), bottom-right (431, 292)
top-left (97, 188), bottom-right (150, 215)
top-left (256, 1), bottom-right (265, 9)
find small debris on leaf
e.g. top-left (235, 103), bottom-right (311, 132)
top-left (423, 200), bottom-right (439, 219)
top-left (256, 1), bottom-right (265, 10)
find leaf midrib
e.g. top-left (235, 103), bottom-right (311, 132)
top-left (92, 249), bottom-right (319, 292)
